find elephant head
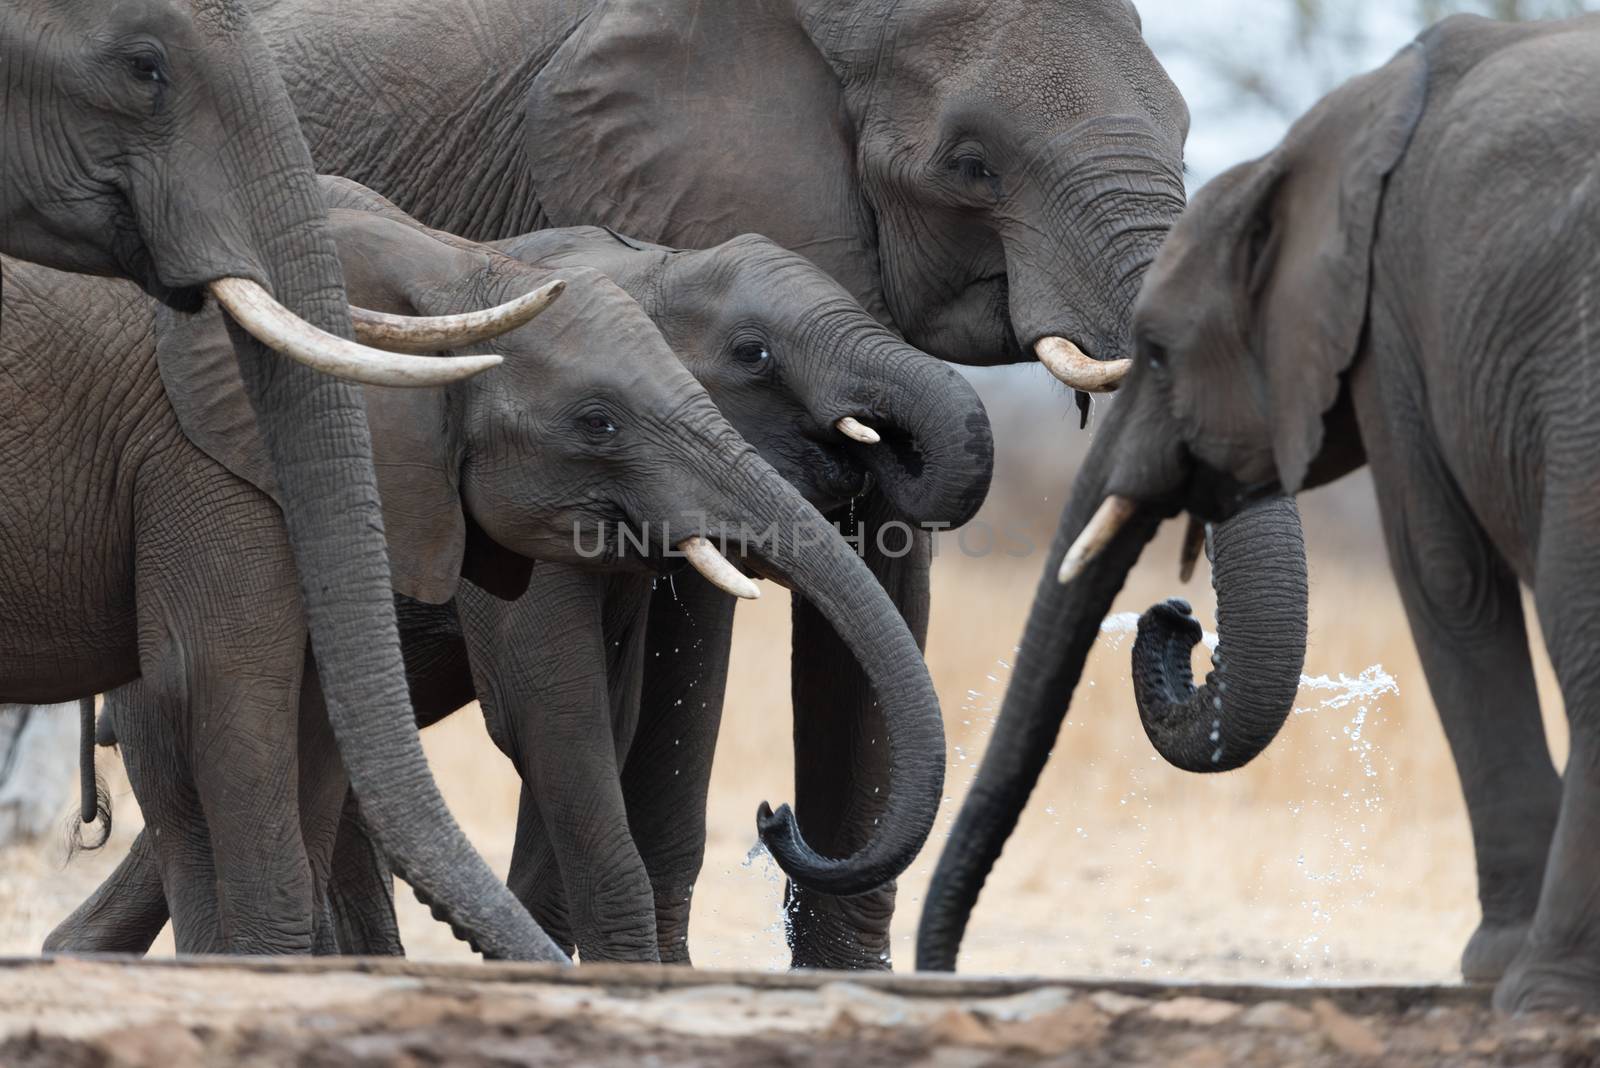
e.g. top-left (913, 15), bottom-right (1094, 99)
top-left (526, 0), bottom-right (1189, 387)
top-left (210, 203), bottom-right (951, 899)
top-left (914, 42), bottom-right (1435, 971)
top-left (2, 0), bottom-right (566, 959)
top-left (490, 227), bottom-right (996, 528)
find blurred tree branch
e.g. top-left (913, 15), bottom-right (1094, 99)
top-left (1415, 0), bottom-right (1587, 20)
top-left (1186, 0), bottom-right (1592, 119)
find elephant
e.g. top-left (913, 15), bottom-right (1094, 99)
top-left (239, 0), bottom-right (1196, 966)
top-left (0, 0), bottom-right (569, 958)
top-left (29, 190), bottom-right (948, 955)
top-left (50, 179), bottom-right (992, 963)
top-left (919, 13), bottom-right (1600, 1013)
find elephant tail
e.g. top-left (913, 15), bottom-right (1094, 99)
top-left (70, 696), bottom-right (111, 854)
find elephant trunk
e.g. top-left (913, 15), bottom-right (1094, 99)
top-left (196, 20), bottom-right (563, 962)
top-left (841, 336), bottom-right (994, 528)
top-left (1131, 497), bottom-right (1308, 772)
top-left (695, 448), bottom-right (945, 897)
top-left (915, 444), bottom-right (1162, 970)
top-left (233, 337), bottom-right (562, 961)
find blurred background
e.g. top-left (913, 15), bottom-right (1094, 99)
top-left (2, 0), bottom-right (1594, 981)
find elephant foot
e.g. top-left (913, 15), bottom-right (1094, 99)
top-left (1495, 945), bottom-right (1600, 1014)
top-left (785, 882), bottom-right (894, 971)
top-left (1461, 920), bottom-right (1531, 984)
top-left (653, 885), bottom-right (694, 966)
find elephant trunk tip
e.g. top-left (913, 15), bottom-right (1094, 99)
top-left (756, 800), bottom-right (903, 899)
top-left (1130, 496), bottom-right (1309, 775)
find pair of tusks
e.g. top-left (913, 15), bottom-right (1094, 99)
top-left (1036, 337), bottom-right (1131, 393)
top-left (1057, 498), bottom-right (1207, 586)
top-left (207, 277), bottom-right (566, 388)
top-left (678, 535), bottom-right (762, 600)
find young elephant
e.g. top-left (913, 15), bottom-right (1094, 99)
top-left (922, 14), bottom-right (1600, 1013)
top-left (56, 191), bottom-right (992, 964)
top-left (37, 200), bottom-right (947, 956)
top-left (388, 217), bottom-right (993, 964)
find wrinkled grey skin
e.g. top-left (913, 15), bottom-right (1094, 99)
top-left (0, 0), bottom-right (551, 958)
top-left (42, 198), bottom-right (949, 956)
top-left (927, 14), bottom-right (1600, 1014)
top-left (477, 222), bottom-right (993, 962)
top-left (240, 0), bottom-right (1191, 967)
top-left (53, 191), bottom-right (990, 963)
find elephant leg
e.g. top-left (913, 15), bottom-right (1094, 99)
top-left (461, 571), bottom-right (658, 963)
top-left (624, 573), bottom-right (735, 965)
top-left (44, 829), bottom-right (168, 955)
top-left (505, 784), bottom-right (575, 956)
top-left (113, 680), bottom-right (224, 955)
top-left (1497, 502), bottom-right (1600, 1012)
top-left (294, 656), bottom-right (364, 956)
top-left (133, 466), bottom-right (314, 955)
top-left (323, 791), bottom-right (404, 957)
top-left (186, 665), bottom-right (313, 954)
top-left (1357, 376), bottom-right (1560, 983)
top-left (787, 496), bottom-right (931, 970)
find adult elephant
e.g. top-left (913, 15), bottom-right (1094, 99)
top-left (244, 0), bottom-right (1196, 967)
top-left (921, 14), bottom-right (1600, 1013)
top-left (0, 0), bottom-right (562, 957)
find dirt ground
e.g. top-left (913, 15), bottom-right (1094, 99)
top-left (3, 957), bottom-right (1596, 1067)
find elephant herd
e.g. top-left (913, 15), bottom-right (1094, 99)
top-left (1, 0), bottom-right (1595, 1016)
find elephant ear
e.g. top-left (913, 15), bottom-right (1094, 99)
top-left (524, 0), bottom-right (885, 313)
top-left (156, 304), bottom-right (281, 503)
top-left (1256, 43), bottom-right (1428, 493)
top-left (365, 383), bottom-right (467, 605)
top-left (155, 306), bottom-right (467, 606)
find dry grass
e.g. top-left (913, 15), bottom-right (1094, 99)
top-left (0, 370), bottom-right (1569, 983)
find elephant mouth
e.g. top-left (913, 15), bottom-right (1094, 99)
top-left (115, 234), bottom-right (207, 314)
top-left (779, 437), bottom-right (870, 514)
top-left (1180, 463), bottom-right (1281, 525)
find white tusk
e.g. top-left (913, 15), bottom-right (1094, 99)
top-left (350, 278), bottom-right (565, 354)
top-left (1058, 495), bottom-right (1139, 585)
top-left (1035, 336), bottom-right (1131, 394)
top-left (1178, 515), bottom-right (1207, 584)
top-left (836, 416), bottom-right (881, 445)
top-left (208, 278), bottom-right (502, 388)
top-left (678, 536), bottom-right (761, 600)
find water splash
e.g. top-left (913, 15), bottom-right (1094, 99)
top-left (1101, 613), bottom-right (1400, 705)
top-left (1074, 607), bottom-right (1401, 979)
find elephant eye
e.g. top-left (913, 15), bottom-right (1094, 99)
top-left (950, 154), bottom-right (997, 183)
top-left (126, 50), bottom-right (167, 85)
top-left (578, 410), bottom-right (617, 438)
top-left (732, 341), bottom-right (771, 368)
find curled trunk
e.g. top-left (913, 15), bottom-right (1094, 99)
top-left (707, 450), bottom-right (946, 896)
top-left (843, 339), bottom-right (994, 528)
top-left (1131, 497), bottom-right (1308, 772)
